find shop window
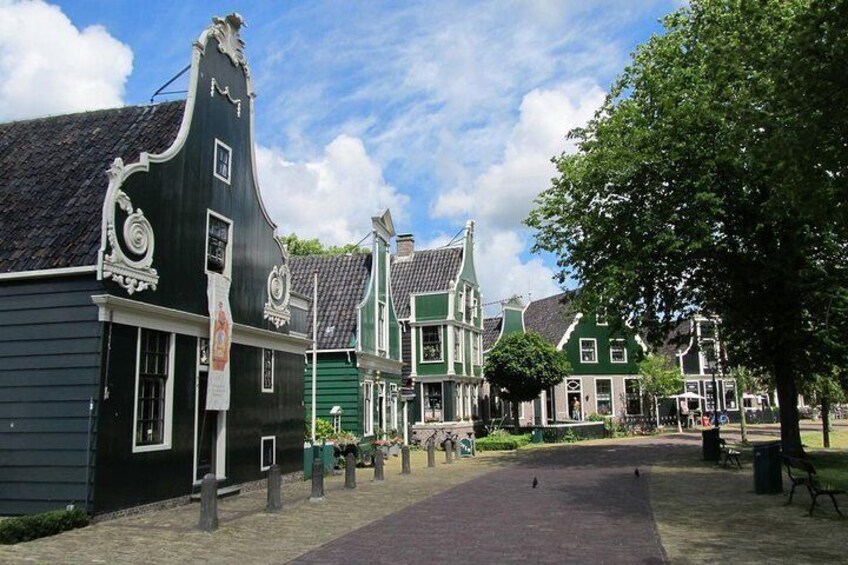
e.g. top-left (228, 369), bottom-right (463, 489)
top-left (423, 382), bottom-right (443, 422)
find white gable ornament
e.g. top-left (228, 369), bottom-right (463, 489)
top-left (264, 263), bottom-right (291, 328)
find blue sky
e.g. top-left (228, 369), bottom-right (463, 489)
top-left (0, 0), bottom-right (680, 312)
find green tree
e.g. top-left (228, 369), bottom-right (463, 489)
top-left (281, 233), bottom-right (368, 256)
top-left (484, 332), bottom-right (571, 433)
top-left (729, 366), bottom-right (767, 444)
top-left (527, 0), bottom-right (848, 457)
top-left (637, 354), bottom-right (683, 428)
top-left (800, 368), bottom-right (847, 449)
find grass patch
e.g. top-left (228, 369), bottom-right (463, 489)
top-left (0, 509), bottom-right (88, 545)
top-left (801, 428), bottom-right (848, 450)
top-left (809, 451), bottom-right (848, 491)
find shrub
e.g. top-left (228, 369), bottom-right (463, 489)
top-left (586, 412), bottom-right (606, 422)
top-left (476, 432), bottom-right (532, 451)
top-left (0, 509), bottom-right (89, 545)
top-left (304, 418), bottom-right (335, 442)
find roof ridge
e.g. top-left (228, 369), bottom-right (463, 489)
top-left (0, 100), bottom-right (185, 128)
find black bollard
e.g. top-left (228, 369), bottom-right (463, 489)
top-left (345, 453), bottom-right (357, 489)
top-left (454, 437), bottom-right (461, 460)
top-left (266, 464), bottom-right (282, 513)
top-left (198, 473), bottom-right (218, 531)
top-left (401, 445), bottom-right (411, 475)
top-left (310, 458), bottom-right (324, 502)
top-left (427, 442), bottom-right (436, 467)
top-left (445, 439), bottom-right (453, 464)
top-left (374, 448), bottom-right (385, 482)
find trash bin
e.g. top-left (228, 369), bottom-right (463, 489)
top-left (531, 428), bottom-right (544, 444)
top-left (753, 441), bottom-right (782, 494)
top-left (702, 428), bottom-right (721, 461)
top-left (303, 442), bottom-right (336, 479)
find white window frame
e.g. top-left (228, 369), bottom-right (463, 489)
top-left (624, 378), bottom-right (642, 415)
top-left (609, 339), bottom-right (628, 364)
top-left (262, 348), bottom-right (274, 393)
top-left (363, 381), bottom-right (374, 435)
top-left (213, 138), bottom-right (232, 185)
top-left (132, 329), bottom-right (175, 453)
top-left (260, 435), bottom-right (276, 471)
top-left (595, 377), bottom-right (614, 416)
top-left (579, 338), bottom-right (598, 364)
top-left (454, 326), bottom-right (463, 364)
top-left (205, 210), bottom-right (233, 279)
top-left (420, 326), bottom-right (444, 363)
top-left (471, 332), bottom-right (480, 366)
top-left (377, 301), bottom-right (387, 354)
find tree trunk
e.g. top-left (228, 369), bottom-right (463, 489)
top-left (737, 388), bottom-right (748, 443)
top-left (512, 400), bottom-right (521, 435)
top-left (822, 395), bottom-right (831, 449)
top-left (774, 363), bottom-right (803, 458)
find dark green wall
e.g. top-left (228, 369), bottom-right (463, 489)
top-left (305, 353), bottom-right (359, 433)
top-left (565, 316), bottom-right (642, 375)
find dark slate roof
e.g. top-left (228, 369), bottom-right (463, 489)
top-left (660, 319), bottom-right (693, 357)
top-left (390, 247), bottom-right (463, 319)
top-left (290, 254), bottom-right (372, 350)
top-left (523, 291), bottom-right (578, 346)
top-left (0, 101), bottom-right (185, 273)
top-left (482, 317), bottom-right (502, 351)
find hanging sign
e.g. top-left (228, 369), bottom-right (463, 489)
top-left (206, 273), bottom-right (232, 410)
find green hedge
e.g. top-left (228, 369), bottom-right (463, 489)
top-left (0, 509), bottom-right (89, 545)
top-left (476, 432), bottom-right (532, 451)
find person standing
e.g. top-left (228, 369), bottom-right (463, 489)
top-left (572, 398), bottom-right (582, 421)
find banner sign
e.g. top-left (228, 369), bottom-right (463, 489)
top-left (206, 273), bottom-right (232, 411)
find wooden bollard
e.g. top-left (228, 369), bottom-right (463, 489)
top-left (198, 473), bottom-right (218, 531)
top-left (445, 440), bottom-right (453, 464)
top-left (427, 442), bottom-right (436, 467)
top-left (454, 437), bottom-right (461, 460)
top-left (266, 464), bottom-right (282, 513)
top-left (401, 445), bottom-right (411, 475)
top-left (345, 453), bottom-right (357, 489)
top-left (310, 458), bottom-right (325, 502)
top-left (374, 448), bottom-right (385, 481)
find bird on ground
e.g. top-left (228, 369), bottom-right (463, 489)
top-left (634, 468), bottom-right (640, 478)
top-left (532, 477), bottom-right (538, 488)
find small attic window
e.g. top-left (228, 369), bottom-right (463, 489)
top-left (214, 139), bottom-right (232, 184)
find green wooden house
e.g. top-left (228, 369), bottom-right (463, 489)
top-left (391, 221), bottom-right (485, 443)
top-left (290, 210), bottom-right (404, 439)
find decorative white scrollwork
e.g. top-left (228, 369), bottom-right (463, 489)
top-left (210, 13), bottom-right (247, 69)
top-left (263, 264), bottom-right (291, 328)
top-left (101, 158), bottom-right (159, 295)
top-left (210, 77), bottom-right (242, 118)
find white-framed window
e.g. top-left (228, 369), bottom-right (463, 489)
top-left (133, 328), bottom-right (175, 452)
top-left (377, 301), bottom-right (387, 354)
top-left (700, 339), bottom-right (718, 374)
top-left (464, 284), bottom-right (473, 322)
top-left (389, 383), bottom-right (398, 431)
top-left (363, 381), bottom-right (374, 435)
top-left (610, 339), bottom-right (627, 364)
top-left (422, 382), bottom-right (443, 422)
top-left (205, 211), bottom-right (232, 278)
top-left (624, 378), bottom-right (642, 415)
top-left (420, 326), bottom-right (443, 363)
top-left (260, 435), bottom-right (275, 471)
top-left (579, 338), bottom-right (598, 363)
top-left (454, 327), bottom-right (463, 363)
top-left (471, 332), bottom-right (480, 366)
top-left (595, 378), bottom-right (613, 415)
top-left (262, 348), bottom-right (274, 393)
top-left (213, 138), bottom-right (232, 184)
top-left (455, 384), bottom-right (463, 419)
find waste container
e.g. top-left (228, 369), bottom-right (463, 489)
top-left (531, 428), bottom-right (544, 444)
top-left (753, 441), bottom-right (782, 494)
top-left (303, 442), bottom-right (336, 479)
top-left (702, 427), bottom-right (721, 462)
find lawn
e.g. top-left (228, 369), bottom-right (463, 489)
top-left (801, 429), bottom-right (848, 490)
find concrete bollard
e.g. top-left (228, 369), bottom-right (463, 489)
top-left (310, 458), bottom-right (325, 502)
top-left (454, 437), bottom-right (461, 460)
top-left (374, 448), bottom-right (385, 482)
top-left (266, 464), bottom-right (282, 513)
top-left (198, 473), bottom-right (218, 531)
top-left (401, 445), bottom-right (411, 475)
top-left (427, 442), bottom-right (436, 467)
top-left (445, 440), bottom-right (453, 464)
top-left (345, 453), bottom-right (357, 489)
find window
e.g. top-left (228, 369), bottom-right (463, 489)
top-left (423, 382), bottom-right (443, 422)
top-left (261, 436), bottom-right (275, 471)
top-left (206, 213), bottom-right (231, 275)
top-left (213, 139), bottom-right (232, 184)
top-left (724, 380), bottom-right (738, 411)
top-left (610, 339), bottom-right (627, 364)
top-left (464, 284), bottom-right (473, 322)
top-left (625, 379), bottom-right (642, 415)
top-left (134, 329), bottom-right (173, 451)
top-left (363, 381), bottom-right (374, 435)
top-left (471, 333), bottom-right (480, 366)
top-left (579, 338), bottom-right (597, 363)
top-left (454, 327), bottom-right (463, 363)
top-left (700, 339), bottom-right (717, 373)
top-left (262, 349), bottom-right (274, 392)
top-left (595, 379), bottom-right (613, 415)
top-left (377, 302), bottom-right (386, 353)
top-left (597, 308), bottom-right (608, 326)
top-left (421, 326), bottom-right (442, 362)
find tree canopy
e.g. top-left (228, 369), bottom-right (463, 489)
top-left (527, 0), bottom-right (848, 456)
top-left (281, 233), bottom-right (368, 256)
top-left (484, 331), bottom-right (571, 431)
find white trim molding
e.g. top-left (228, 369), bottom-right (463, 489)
top-left (358, 351), bottom-right (404, 374)
top-left (260, 435), bottom-right (276, 471)
top-left (263, 263), bottom-right (291, 328)
top-left (557, 313), bottom-right (583, 350)
top-left (0, 265), bottom-right (96, 281)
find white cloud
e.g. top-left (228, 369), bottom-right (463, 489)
top-left (256, 135), bottom-right (410, 245)
top-left (0, 0), bottom-right (132, 121)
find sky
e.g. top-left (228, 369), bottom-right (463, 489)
top-left (0, 0), bottom-right (681, 314)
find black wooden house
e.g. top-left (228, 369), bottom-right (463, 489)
top-left (0, 14), bottom-right (310, 516)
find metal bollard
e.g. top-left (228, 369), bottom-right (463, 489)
top-left (198, 473), bottom-right (218, 531)
top-left (345, 453), bottom-right (357, 489)
top-left (310, 458), bottom-right (325, 502)
top-left (445, 439), bottom-right (453, 464)
top-left (454, 437), bottom-right (461, 460)
top-left (266, 464), bottom-right (282, 513)
top-left (401, 445), bottom-right (411, 475)
top-left (374, 448), bottom-right (385, 481)
top-left (427, 442), bottom-right (436, 467)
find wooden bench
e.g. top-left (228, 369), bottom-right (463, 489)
top-left (782, 455), bottom-right (845, 517)
top-left (718, 438), bottom-right (742, 469)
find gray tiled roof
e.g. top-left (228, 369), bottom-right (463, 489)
top-left (290, 253), bottom-right (372, 350)
top-left (660, 319), bottom-right (693, 357)
top-left (390, 247), bottom-right (463, 319)
top-left (482, 317), bottom-right (502, 351)
top-left (523, 291), bottom-right (578, 346)
top-left (0, 102), bottom-right (185, 273)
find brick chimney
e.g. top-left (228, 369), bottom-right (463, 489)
top-left (396, 233), bottom-right (414, 258)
